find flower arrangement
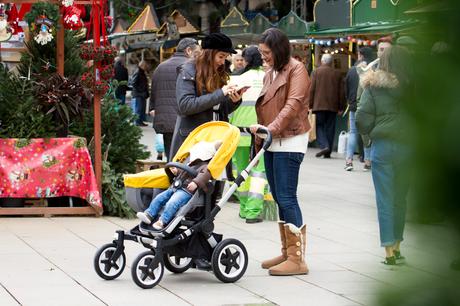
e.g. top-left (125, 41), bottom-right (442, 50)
top-left (100, 65), bottom-right (114, 80)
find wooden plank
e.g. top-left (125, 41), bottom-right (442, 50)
top-left (0, 47), bottom-right (26, 51)
top-left (0, 206), bottom-right (98, 216)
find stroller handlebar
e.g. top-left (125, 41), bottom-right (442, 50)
top-left (165, 162), bottom-right (198, 178)
top-left (238, 126), bottom-right (272, 151)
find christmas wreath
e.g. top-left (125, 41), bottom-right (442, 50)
top-left (25, 3), bottom-right (59, 45)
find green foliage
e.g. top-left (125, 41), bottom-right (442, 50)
top-left (102, 160), bottom-right (135, 218)
top-left (70, 93), bottom-right (150, 174)
top-left (17, 30), bottom-right (85, 78)
top-left (0, 66), bottom-right (56, 138)
top-left (24, 2), bottom-right (60, 28)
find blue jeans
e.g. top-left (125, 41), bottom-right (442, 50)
top-left (346, 111), bottom-right (370, 161)
top-left (264, 151), bottom-right (304, 227)
top-left (370, 139), bottom-right (410, 247)
top-left (131, 97), bottom-right (146, 124)
top-left (145, 188), bottom-right (192, 223)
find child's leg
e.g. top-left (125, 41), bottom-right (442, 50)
top-left (145, 188), bottom-right (174, 217)
top-left (159, 189), bottom-right (192, 224)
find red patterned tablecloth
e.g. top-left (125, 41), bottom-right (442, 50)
top-left (0, 138), bottom-right (102, 212)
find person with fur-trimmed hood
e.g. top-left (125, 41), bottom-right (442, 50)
top-left (356, 45), bottom-right (412, 266)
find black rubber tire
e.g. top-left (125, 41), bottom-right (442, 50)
top-left (211, 238), bottom-right (248, 283)
top-left (94, 243), bottom-right (126, 280)
top-left (163, 254), bottom-right (193, 274)
top-left (131, 251), bottom-right (164, 289)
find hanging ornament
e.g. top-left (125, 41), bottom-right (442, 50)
top-left (34, 15), bottom-right (54, 45)
top-left (0, 6), bottom-right (13, 42)
top-left (61, 0), bottom-right (75, 8)
top-left (63, 5), bottom-right (83, 30)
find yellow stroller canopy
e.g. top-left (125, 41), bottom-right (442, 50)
top-left (124, 121), bottom-right (240, 189)
top-left (172, 121), bottom-right (240, 179)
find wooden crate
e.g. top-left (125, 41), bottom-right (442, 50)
top-left (135, 160), bottom-right (167, 173)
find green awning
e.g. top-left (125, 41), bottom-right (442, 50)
top-left (306, 21), bottom-right (418, 37)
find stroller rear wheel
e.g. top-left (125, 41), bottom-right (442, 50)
top-left (163, 254), bottom-right (193, 273)
top-left (131, 250), bottom-right (164, 289)
top-left (94, 243), bottom-right (126, 280)
top-left (211, 239), bottom-right (248, 283)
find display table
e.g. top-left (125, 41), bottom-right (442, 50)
top-left (0, 138), bottom-right (102, 216)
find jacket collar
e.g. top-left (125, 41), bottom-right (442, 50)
top-left (258, 62), bottom-right (289, 105)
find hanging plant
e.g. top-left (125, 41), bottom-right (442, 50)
top-left (99, 65), bottom-right (114, 80)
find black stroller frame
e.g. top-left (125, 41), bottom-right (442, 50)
top-left (93, 126), bottom-right (272, 289)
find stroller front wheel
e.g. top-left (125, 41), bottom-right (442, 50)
top-left (211, 239), bottom-right (248, 283)
top-left (163, 254), bottom-right (193, 273)
top-left (94, 243), bottom-right (126, 280)
top-left (131, 251), bottom-right (164, 289)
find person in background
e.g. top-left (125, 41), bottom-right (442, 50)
top-left (251, 28), bottom-right (310, 276)
top-left (171, 33), bottom-right (242, 270)
top-left (229, 45), bottom-right (274, 224)
top-left (344, 47), bottom-right (375, 171)
top-left (131, 60), bottom-right (150, 126)
top-left (308, 54), bottom-right (345, 158)
top-left (149, 38), bottom-right (201, 161)
top-left (231, 50), bottom-right (245, 75)
top-left (114, 55), bottom-right (128, 105)
top-left (170, 33), bottom-right (243, 159)
top-left (356, 46), bottom-right (412, 266)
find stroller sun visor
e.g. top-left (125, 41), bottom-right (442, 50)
top-left (172, 121), bottom-right (240, 180)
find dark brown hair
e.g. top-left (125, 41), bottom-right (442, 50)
top-left (195, 49), bottom-right (229, 96)
top-left (258, 28), bottom-right (291, 71)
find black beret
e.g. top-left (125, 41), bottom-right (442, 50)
top-left (202, 33), bottom-right (236, 54)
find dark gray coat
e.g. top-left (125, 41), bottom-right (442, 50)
top-left (149, 52), bottom-right (189, 133)
top-left (170, 61), bottom-right (239, 159)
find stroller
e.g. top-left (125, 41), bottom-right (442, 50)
top-left (93, 121), bottom-right (272, 289)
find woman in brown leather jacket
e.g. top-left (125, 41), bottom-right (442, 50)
top-left (250, 28), bottom-right (311, 276)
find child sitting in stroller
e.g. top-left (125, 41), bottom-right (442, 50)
top-left (137, 140), bottom-right (223, 230)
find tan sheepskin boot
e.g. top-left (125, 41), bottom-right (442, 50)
top-left (268, 223), bottom-right (308, 276)
top-left (261, 221), bottom-right (287, 269)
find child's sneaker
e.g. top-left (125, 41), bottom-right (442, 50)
top-left (152, 219), bottom-right (164, 230)
top-left (136, 212), bottom-right (153, 224)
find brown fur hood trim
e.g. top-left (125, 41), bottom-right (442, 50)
top-left (360, 70), bottom-right (399, 89)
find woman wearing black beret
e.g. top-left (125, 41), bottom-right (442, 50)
top-left (170, 33), bottom-right (243, 159)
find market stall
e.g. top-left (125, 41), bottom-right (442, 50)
top-left (0, 0), bottom-right (108, 216)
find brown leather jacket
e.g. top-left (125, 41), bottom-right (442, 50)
top-left (256, 58), bottom-right (311, 139)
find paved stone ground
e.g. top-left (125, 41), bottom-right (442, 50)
top-left (0, 125), bottom-right (457, 306)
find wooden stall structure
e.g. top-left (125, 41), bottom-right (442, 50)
top-left (0, 0), bottom-right (104, 217)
